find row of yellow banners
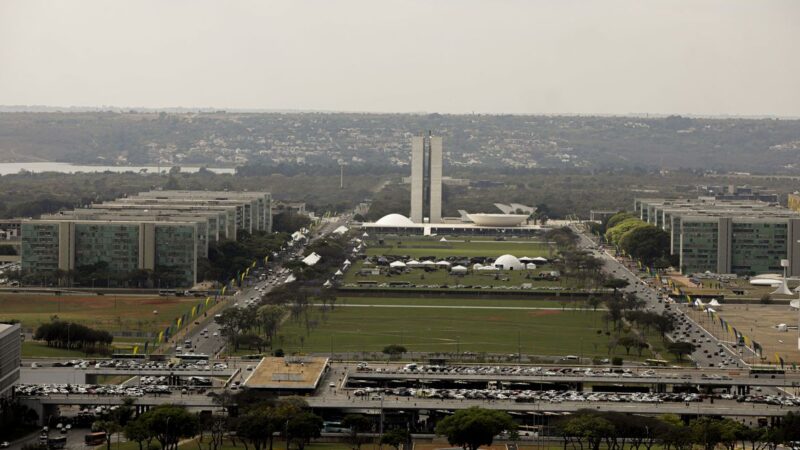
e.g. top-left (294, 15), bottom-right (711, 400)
top-left (623, 250), bottom-right (788, 368)
top-left (689, 295), bottom-right (787, 368)
top-left (130, 256), bottom-right (268, 355)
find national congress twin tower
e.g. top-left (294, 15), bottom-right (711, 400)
top-left (410, 133), bottom-right (443, 224)
top-left (20, 190), bottom-right (271, 287)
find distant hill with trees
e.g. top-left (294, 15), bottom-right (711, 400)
top-left (1, 111), bottom-right (799, 173)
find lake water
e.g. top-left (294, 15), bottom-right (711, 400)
top-left (0, 162), bottom-right (236, 176)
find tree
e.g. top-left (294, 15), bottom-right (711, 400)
top-left (667, 341), bottom-right (696, 361)
top-left (93, 420), bottom-right (120, 450)
top-left (605, 218), bottom-right (648, 245)
top-left (287, 411), bottom-right (323, 450)
top-left (435, 407), bottom-right (516, 450)
top-left (124, 418), bottom-right (151, 450)
top-left (198, 414), bottom-right (229, 450)
top-left (257, 305), bottom-right (286, 346)
top-left (618, 225), bottom-right (670, 266)
top-left (380, 429), bottom-right (408, 450)
top-left (139, 405), bottom-right (199, 450)
top-left (603, 278), bottom-right (629, 296)
top-left (656, 414), bottom-right (690, 450)
top-left (236, 406), bottom-right (277, 450)
top-left (605, 212), bottom-right (636, 231)
top-left (587, 296), bottom-right (603, 312)
top-left (618, 335), bottom-right (641, 355)
top-left (690, 417), bottom-right (724, 450)
top-left (342, 414), bottom-right (372, 450)
top-left (382, 344), bottom-right (407, 359)
top-left (557, 411), bottom-right (615, 450)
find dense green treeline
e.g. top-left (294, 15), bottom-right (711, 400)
top-left (3, 111), bottom-right (800, 172)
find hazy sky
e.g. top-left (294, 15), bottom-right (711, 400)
top-left (1, 0), bottom-right (799, 116)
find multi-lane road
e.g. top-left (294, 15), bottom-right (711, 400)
top-left (572, 226), bottom-right (754, 369)
top-left (173, 214), bottom-right (352, 358)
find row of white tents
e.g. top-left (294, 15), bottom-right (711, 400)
top-left (385, 255), bottom-right (549, 273)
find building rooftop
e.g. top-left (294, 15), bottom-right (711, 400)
top-left (636, 198), bottom-right (800, 220)
top-left (243, 356), bottom-right (328, 390)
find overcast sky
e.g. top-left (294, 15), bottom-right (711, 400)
top-left (1, 0), bottom-right (799, 116)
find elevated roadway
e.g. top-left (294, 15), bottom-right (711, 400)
top-left (19, 393), bottom-right (799, 418)
top-left (346, 371), bottom-right (800, 389)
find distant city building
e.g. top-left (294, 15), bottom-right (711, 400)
top-left (0, 323), bottom-right (21, 399)
top-left (634, 198), bottom-right (800, 276)
top-left (697, 185), bottom-right (779, 203)
top-left (401, 176), bottom-right (469, 186)
top-left (589, 210), bottom-right (619, 222)
top-left (20, 190), bottom-right (271, 288)
top-left (409, 134), bottom-right (443, 223)
top-left (788, 193), bottom-right (800, 212)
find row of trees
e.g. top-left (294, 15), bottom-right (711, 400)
top-left (198, 230), bottom-right (289, 284)
top-left (0, 399), bottom-right (39, 440)
top-left (215, 303), bottom-right (288, 353)
top-left (81, 401), bottom-right (800, 450)
top-left (10, 263), bottom-right (192, 289)
top-left (213, 231), bottom-right (351, 352)
top-left (34, 320), bottom-right (113, 353)
top-left (599, 212), bottom-right (672, 267)
top-left (556, 409), bottom-right (800, 450)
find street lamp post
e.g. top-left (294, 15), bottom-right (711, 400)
top-left (166, 416), bottom-right (171, 450)
top-left (378, 394), bottom-right (385, 450)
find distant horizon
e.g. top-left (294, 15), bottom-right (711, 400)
top-left (1, 104), bottom-right (799, 121)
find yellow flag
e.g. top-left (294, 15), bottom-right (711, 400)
top-left (205, 296), bottom-right (211, 306)
top-left (133, 346), bottom-right (139, 355)
top-left (775, 353), bottom-right (782, 364)
top-left (158, 331), bottom-right (164, 343)
top-left (177, 317), bottom-right (182, 328)
top-left (221, 286), bottom-right (227, 295)
top-left (191, 306), bottom-right (196, 317)
top-left (251, 260), bottom-right (257, 268)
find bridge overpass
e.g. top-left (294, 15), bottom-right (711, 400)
top-left (17, 391), bottom-right (800, 426)
top-left (85, 367), bottom-right (235, 377)
top-left (345, 371), bottom-right (800, 390)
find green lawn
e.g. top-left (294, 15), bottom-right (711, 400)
top-left (366, 237), bottom-right (553, 258)
top-left (338, 296), bottom-right (573, 308)
top-left (22, 341), bottom-right (103, 357)
top-left (276, 302), bottom-right (651, 360)
top-left (0, 293), bottom-right (205, 334)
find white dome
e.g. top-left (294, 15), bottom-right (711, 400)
top-left (375, 214), bottom-right (415, 227)
top-left (493, 254), bottom-right (524, 271)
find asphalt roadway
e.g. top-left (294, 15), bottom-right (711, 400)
top-left (571, 226), bottom-right (753, 370)
top-left (174, 214), bottom-right (352, 358)
top-left (25, 391), bottom-right (797, 418)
